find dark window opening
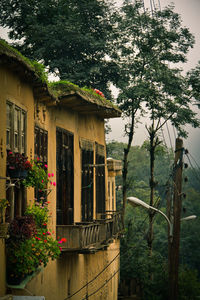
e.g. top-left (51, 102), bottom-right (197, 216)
top-left (96, 144), bottom-right (105, 218)
top-left (56, 128), bottom-right (74, 225)
top-left (34, 126), bottom-right (48, 201)
top-left (81, 140), bottom-right (94, 222)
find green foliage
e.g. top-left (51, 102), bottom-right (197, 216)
top-left (110, 0), bottom-right (199, 139)
top-left (178, 268), bottom-right (200, 300)
top-left (23, 159), bottom-right (50, 191)
top-left (0, 40), bottom-right (49, 83)
top-left (107, 141), bottom-right (200, 298)
top-left (187, 61), bottom-right (200, 104)
top-left (6, 201), bottom-right (62, 283)
top-left (25, 201), bottom-right (49, 227)
top-left (0, 0), bottom-right (116, 97)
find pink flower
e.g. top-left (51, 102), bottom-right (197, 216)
top-left (51, 173), bottom-right (54, 177)
top-left (53, 182), bottom-right (56, 186)
top-left (37, 157), bottom-right (40, 161)
top-left (48, 173), bottom-right (51, 177)
top-left (50, 181), bottom-right (52, 185)
top-left (59, 246), bottom-right (62, 251)
top-left (42, 179), bottom-right (44, 183)
top-left (44, 164), bottom-right (48, 168)
top-left (58, 241), bottom-right (62, 244)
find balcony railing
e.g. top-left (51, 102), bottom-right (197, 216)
top-left (56, 211), bottom-right (124, 252)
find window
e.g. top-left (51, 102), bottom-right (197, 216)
top-left (34, 126), bottom-right (48, 164)
top-left (6, 101), bottom-right (26, 154)
top-left (34, 126), bottom-right (48, 200)
top-left (95, 143), bottom-right (105, 218)
top-left (80, 139), bottom-right (94, 222)
top-left (56, 128), bottom-right (74, 225)
top-left (6, 101), bottom-right (27, 221)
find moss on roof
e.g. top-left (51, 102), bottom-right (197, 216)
top-left (0, 40), bottom-right (121, 116)
top-left (49, 80), bottom-right (121, 112)
top-left (0, 39), bottom-right (48, 83)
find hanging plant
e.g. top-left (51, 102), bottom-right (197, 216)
top-left (22, 158), bottom-right (56, 192)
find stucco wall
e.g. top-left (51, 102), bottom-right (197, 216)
top-left (11, 240), bottom-right (120, 300)
top-left (35, 102), bottom-right (108, 224)
top-left (0, 66), bottom-right (120, 300)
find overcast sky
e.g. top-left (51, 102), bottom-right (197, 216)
top-left (107, 0), bottom-right (200, 163)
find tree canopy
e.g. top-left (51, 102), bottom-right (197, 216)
top-left (0, 0), bottom-right (118, 96)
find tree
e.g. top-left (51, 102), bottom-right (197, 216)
top-left (107, 141), bottom-right (200, 299)
top-left (110, 0), bottom-right (199, 253)
top-left (0, 0), bottom-right (118, 96)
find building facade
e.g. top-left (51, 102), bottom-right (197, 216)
top-left (0, 41), bottom-right (123, 300)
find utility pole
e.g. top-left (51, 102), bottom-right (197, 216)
top-left (168, 138), bottom-right (183, 300)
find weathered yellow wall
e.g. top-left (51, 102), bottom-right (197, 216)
top-left (0, 65), bottom-right (120, 300)
top-left (12, 240), bottom-right (120, 300)
top-left (35, 103), bottom-right (107, 224)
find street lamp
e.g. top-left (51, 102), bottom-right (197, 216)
top-left (127, 196), bottom-right (197, 241)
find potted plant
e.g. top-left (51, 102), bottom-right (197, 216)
top-left (0, 198), bottom-right (9, 237)
top-left (22, 159), bottom-right (56, 192)
top-left (7, 151), bottom-right (32, 179)
top-left (6, 201), bottom-right (64, 285)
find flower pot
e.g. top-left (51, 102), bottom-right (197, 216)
top-left (6, 272), bottom-right (26, 285)
top-left (0, 222), bottom-right (9, 237)
top-left (8, 169), bottom-right (28, 179)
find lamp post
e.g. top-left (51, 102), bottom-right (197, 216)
top-left (127, 196), bottom-right (174, 238)
top-left (127, 196), bottom-right (197, 299)
top-left (127, 196), bottom-right (196, 238)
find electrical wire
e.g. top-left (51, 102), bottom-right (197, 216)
top-left (85, 269), bottom-right (119, 299)
top-left (64, 251), bottom-right (120, 300)
top-left (166, 121), bottom-right (173, 150)
top-left (187, 152), bottom-right (200, 171)
top-left (185, 153), bottom-right (200, 182)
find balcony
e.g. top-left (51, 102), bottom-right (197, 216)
top-left (56, 211), bottom-right (124, 253)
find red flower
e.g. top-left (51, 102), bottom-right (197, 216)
top-left (61, 238), bottom-right (67, 243)
top-left (44, 240), bottom-right (47, 243)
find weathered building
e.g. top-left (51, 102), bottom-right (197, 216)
top-left (0, 40), bottom-right (123, 300)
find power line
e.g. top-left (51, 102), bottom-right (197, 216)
top-left (64, 251), bottom-right (120, 300)
top-left (166, 121), bottom-right (173, 150)
top-left (187, 152), bottom-right (200, 171)
top-left (85, 269), bottom-right (119, 299)
top-left (185, 153), bottom-right (200, 182)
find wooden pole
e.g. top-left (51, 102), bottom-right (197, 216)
top-left (168, 138), bottom-right (183, 300)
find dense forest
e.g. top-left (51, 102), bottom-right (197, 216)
top-left (107, 140), bottom-right (200, 299)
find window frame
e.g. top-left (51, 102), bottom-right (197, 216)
top-left (6, 100), bottom-right (27, 154)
